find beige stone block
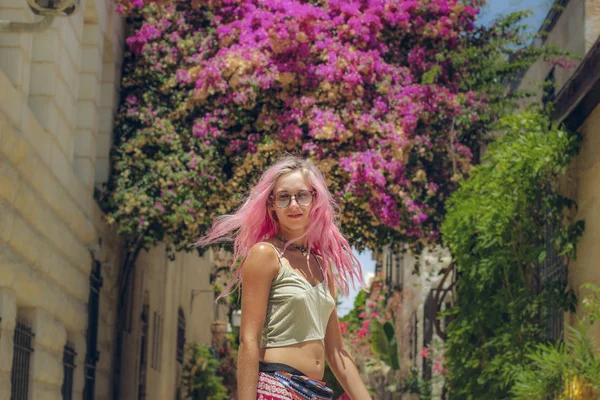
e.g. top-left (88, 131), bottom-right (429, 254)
top-left (6, 212), bottom-right (44, 270)
top-left (94, 157), bottom-right (109, 185)
top-left (59, 46), bottom-right (79, 98)
top-left (95, 131), bottom-right (111, 158)
top-left (74, 128), bottom-right (95, 158)
top-left (46, 251), bottom-right (88, 301)
top-left (73, 156), bottom-right (94, 188)
top-left (0, 201), bottom-right (17, 247)
top-left (21, 105), bottom-right (51, 166)
top-left (76, 100), bottom-right (97, 130)
top-left (577, 106), bottom-right (600, 173)
top-left (69, 10), bottom-right (84, 43)
top-left (49, 139), bottom-right (71, 187)
top-left (30, 63), bottom-right (57, 96)
top-left (100, 61), bottom-right (115, 83)
top-left (0, 256), bottom-right (87, 333)
top-left (83, 23), bottom-right (101, 46)
top-left (0, 372), bottom-right (11, 398)
top-left (0, 8), bottom-right (27, 23)
top-left (79, 72), bottom-right (99, 101)
top-left (99, 82), bottom-right (115, 109)
top-left (98, 107), bottom-right (114, 134)
top-left (0, 0), bottom-right (30, 7)
top-left (56, 114), bottom-right (74, 162)
top-left (0, 71), bottom-right (23, 127)
top-left (0, 47), bottom-right (25, 89)
top-left (0, 125), bottom-right (28, 167)
top-left (29, 95), bottom-right (59, 137)
top-left (81, 44), bottom-right (101, 74)
top-left (28, 309), bottom-right (67, 355)
top-left (0, 31), bottom-right (26, 48)
top-left (59, 18), bottom-right (82, 72)
top-left (30, 385), bottom-right (62, 400)
top-left (0, 287), bottom-right (17, 332)
top-left (12, 178), bottom-right (40, 229)
top-left (31, 29), bottom-right (59, 64)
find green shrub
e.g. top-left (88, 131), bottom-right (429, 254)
top-left (181, 343), bottom-right (229, 400)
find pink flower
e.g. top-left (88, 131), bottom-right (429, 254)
top-left (339, 321), bottom-right (349, 336)
top-left (433, 363), bottom-right (442, 373)
top-left (358, 312), bottom-right (365, 319)
top-left (153, 202), bottom-right (165, 213)
top-left (421, 347), bottom-right (430, 359)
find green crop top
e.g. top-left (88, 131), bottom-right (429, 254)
top-left (261, 243), bottom-right (336, 348)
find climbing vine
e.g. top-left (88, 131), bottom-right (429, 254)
top-left (441, 109), bottom-right (584, 398)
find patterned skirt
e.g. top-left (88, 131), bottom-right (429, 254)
top-left (257, 372), bottom-right (294, 400)
top-left (256, 362), bottom-right (333, 400)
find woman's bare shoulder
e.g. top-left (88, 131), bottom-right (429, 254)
top-left (243, 242), bottom-right (280, 279)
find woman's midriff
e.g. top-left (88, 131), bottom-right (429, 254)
top-left (259, 339), bottom-right (326, 380)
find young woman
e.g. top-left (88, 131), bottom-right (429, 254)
top-left (198, 156), bottom-right (372, 400)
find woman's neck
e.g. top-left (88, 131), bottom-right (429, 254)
top-left (276, 227), bottom-right (308, 248)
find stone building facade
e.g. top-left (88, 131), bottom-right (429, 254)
top-left (374, 0), bottom-right (600, 395)
top-left (0, 1), bottom-right (222, 399)
top-left (517, 0), bottom-right (600, 346)
top-left (372, 246), bottom-right (453, 398)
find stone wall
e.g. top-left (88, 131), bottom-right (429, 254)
top-left (0, 0), bottom-right (125, 398)
top-left (518, 0), bottom-right (586, 99)
top-left (118, 245), bottom-right (225, 400)
top-left (567, 104), bottom-right (600, 346)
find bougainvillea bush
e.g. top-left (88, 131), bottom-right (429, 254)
top-left (101, 0), bottom-right (557, 255)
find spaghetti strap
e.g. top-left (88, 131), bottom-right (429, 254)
top-left (264, 242), bottom-right (283, 268)
top-left (312, 254), bottom-right (326, 282)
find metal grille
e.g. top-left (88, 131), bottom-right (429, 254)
top-left (540, 223), bottom-right (567, 341)
top-left (138, 303), bottom-right (149, 400)
top-left (394, 253), bottom-right (404, 290)
top-left (10, 321), bottom-right (34, 400)
top-left (385, 249), bottom-right (393, 287)
top-left (61, 344), bottom-right (77, 400)
top-left (422, 290), bottom-right (436, 380)
top-left (83, 260), bottom-right (103, 400)
top-left (176, 309), bottom-right (185, 364)
top-left (409, 311), bottom-right (418, 368)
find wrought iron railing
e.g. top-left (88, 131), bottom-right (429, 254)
top-left (176, 309), bottom-right (185, 364)
top-left (11, 320), bottom-right (34, 400)
top-left (61, 344), bottom-right (77, 400)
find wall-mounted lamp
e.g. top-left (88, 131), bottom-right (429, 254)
top-left (0, 0), bottom-right (79, 33)
top-left (231, 309), bottom-right (242, 328)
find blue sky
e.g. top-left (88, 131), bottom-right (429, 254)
top-left (337, 0), bottom-right (553, 317)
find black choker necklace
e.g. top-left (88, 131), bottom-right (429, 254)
top-left (275, 235), bottom-right (309, 256)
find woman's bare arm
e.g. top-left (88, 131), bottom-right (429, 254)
top-left (324, 270), bottom-right (373, 400)
top-left (237, 243), bottom-right (280, 400)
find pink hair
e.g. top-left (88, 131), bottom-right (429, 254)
top-left (196, 156), bottom-right (364, 296)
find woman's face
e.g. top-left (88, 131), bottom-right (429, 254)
top-left (270, 170), bottom-right (314, 232)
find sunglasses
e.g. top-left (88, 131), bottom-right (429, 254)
top-left (271, 190), bottom-right (316, 208)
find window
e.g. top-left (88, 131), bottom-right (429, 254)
top-left (83, 260), bottom-right (103, 400)
top-left (393, 253), bottom-right (404, 290)
top-left (61, 343), bottom-right (77, 400)
top-left (11, 319), bottom-right (34, 400)
top-left (176, 309), bottom-right (185, 364)
top-left (151, 312), bottom-right (163, 371)
top-left (385, 248), bottom-right (393, 287)
top-left (540, 223), bottom-right (567, 341)
top-left (138, 303), bottom-right (149, 400)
